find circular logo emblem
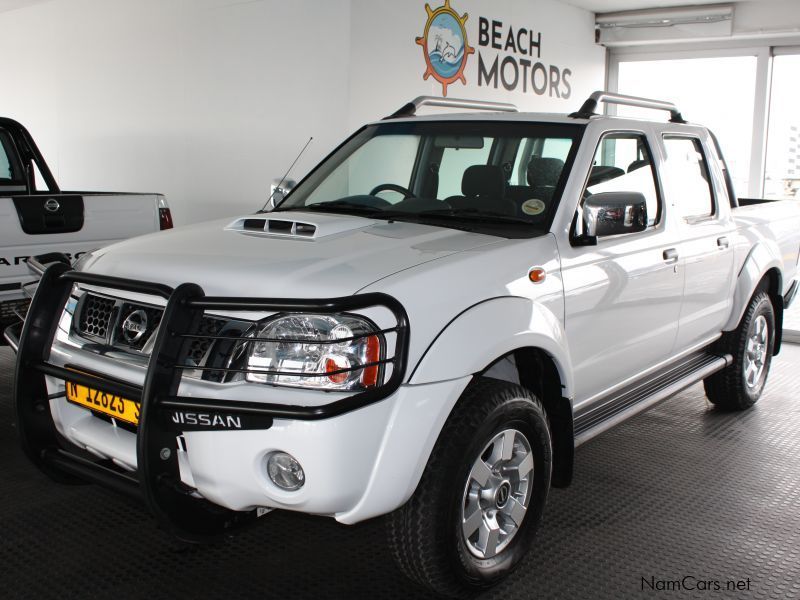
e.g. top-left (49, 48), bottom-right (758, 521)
top-left (415, 1), bottom-right (474, 96)
top-left (121, 309), bottom-right (149, 344)
top-left (521, 198), bottom-right (546, 216)
top-left (44, 198), bottom-right (61, 212)
top-left (495, 482), bottom-right (511, 509)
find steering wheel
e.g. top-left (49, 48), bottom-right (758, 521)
top-left (369, 183), bottom-right (413, 199)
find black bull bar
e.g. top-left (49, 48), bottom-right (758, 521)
top-left (13, 262), bottom-right (409, 541)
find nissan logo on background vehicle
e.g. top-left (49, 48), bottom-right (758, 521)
top-left (43, 198), bottom-right (60, 212)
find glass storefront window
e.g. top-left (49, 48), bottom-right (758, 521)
top-left (616, 56), bottom-right (758, 198)
top-left (764, 55), bottom-right (800, 201)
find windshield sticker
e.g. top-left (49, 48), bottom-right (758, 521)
top-left (521, 199), bottom-right (546, 216)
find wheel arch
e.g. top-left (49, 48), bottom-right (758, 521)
top-left (726, 261), bottom-right (784, 355)
top-left (408, 296), bottom-right (575, 488)
top-left (481, 348), bottom-right (574, 488)
top-left (725, 240), bottom-right (785, 353)
top-left (760, 267), bottom-right (784, 355)
top-left (409, 296), bottom-right (574, 397)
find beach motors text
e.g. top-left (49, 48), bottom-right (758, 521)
top-left (477, 17), bottom-right (572, 98)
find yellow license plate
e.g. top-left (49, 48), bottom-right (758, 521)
top-left (65, 380), bottom-right (141, 426)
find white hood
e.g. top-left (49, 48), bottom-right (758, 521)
top-left (80, 211), bottom-right (503, 298)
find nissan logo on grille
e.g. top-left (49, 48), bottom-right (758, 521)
top-left (43, 198), bottom-right (60, 212)
top-left (121, 309), bottom-right (149, 344)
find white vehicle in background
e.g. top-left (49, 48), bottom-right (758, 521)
top-left (7, 93), bottom-right (800, 598)
top-left (0, 117), bottom-right (173, 338)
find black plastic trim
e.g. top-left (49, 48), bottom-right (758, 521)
top-left (0, 116), bottom-right (60, 193)
top-left (785, 279), bottom-right (799, 309)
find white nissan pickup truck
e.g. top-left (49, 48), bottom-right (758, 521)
top-left (7, 93), bottom-right (800, 598)
top-left (0, 116), bottom-right (173, 339)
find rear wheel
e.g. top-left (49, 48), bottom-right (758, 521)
top-left (704, 291), bottom-right (775, 410)
top-left (386, 378), bottom-right (552, 598)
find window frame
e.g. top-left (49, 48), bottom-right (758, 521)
top-left (578, 129), bottom-right (665, 237)
top-left (661, 133), bottom-right (718, 223)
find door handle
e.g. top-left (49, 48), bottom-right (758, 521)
top-left (717, 236), bottom-right (729, 249)
top-left (663, 248), bottom-right (679, 264)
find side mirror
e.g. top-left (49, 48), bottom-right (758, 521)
top-left (265, 178), bottom-right (297, 211)
top-left (583, 191), bottom-right (648, 238)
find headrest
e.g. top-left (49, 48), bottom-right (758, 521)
top-left (462, 165), bottom-right (505, 197)
top-left (527, 157), bottom-right (565, 187)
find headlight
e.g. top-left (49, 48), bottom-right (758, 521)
top-left (245, 313), bottom-right (383, 390)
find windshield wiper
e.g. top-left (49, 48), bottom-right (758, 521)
top-left (287, 202), bottom-right (436, 223)
top-left (289, 201), bottom-right (384, 216)
top-left (281, 203), bottom-right (535, 228)
top-left (415, 208), bottom-right (534, 226)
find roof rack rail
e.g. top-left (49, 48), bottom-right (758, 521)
top-left (569, 91), bottom-right (686, 124)
top-left (384, 96), bottom-right (518, 120)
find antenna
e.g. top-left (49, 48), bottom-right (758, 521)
top-left (260, 136), bottom-right (313, 212)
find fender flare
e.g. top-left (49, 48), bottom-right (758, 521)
top-left (724, 241), bottom-right (783, 332)
top-left (409, 296), bottom-right (574, 399)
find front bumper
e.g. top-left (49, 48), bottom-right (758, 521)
top-left (13, 262), bottom-right (433, 540)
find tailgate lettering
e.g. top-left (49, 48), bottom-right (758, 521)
top-left (0, 252), bottom-right (87, 268)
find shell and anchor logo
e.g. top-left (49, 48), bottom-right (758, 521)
top-left (415, 1), bottom-right (474, 96)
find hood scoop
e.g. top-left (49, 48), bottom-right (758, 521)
top-left (226, 212), bottom-right (375, 240)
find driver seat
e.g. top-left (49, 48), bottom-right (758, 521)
top-left (445, 165), bottom-right (515, 215)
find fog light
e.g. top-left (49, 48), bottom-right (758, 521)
top-left (266, 452), bottom-right (305, 491)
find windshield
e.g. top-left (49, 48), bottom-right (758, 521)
top-left (274, 121), bottom-right (584, 238)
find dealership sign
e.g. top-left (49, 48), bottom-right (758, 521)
top-left (415, 0), bottom-right (573, 99)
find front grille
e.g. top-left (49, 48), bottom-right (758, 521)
top-left (71, 292), bottom-right (240, 375)
top-left (77, 294), bottom-right (116, 338)
top-left (186, 317), bottom-right (227, 365)
top-left (1, 298), bottom-right (30, 322)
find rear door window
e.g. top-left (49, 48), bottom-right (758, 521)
top-left (662, 136), bottom-right (715, 220)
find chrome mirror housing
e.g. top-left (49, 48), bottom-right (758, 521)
top-left (583, 191), bottom-right (648, 238)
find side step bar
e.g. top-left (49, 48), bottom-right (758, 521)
top-left (574, 352), bottom-right (732, 446)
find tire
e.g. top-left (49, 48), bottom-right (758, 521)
top-left (386, 377), bottom-right (552, 598)
top-left (704, 290), bottom-right (775, 411)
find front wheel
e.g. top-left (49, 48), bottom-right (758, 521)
top-left (386, 378), bottom-right (552, 598)
top-left (704, 290), bottom-right (775, 411)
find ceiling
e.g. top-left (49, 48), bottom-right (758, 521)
top-left (0, 0), bottom-right (788, 16)
top-left (566, 0), bottom-right (783, 14)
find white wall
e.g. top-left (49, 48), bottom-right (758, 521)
top-left (0, 0), bottom-right (605, 225)
top-left (348, 0), bottom-right (605, 126)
